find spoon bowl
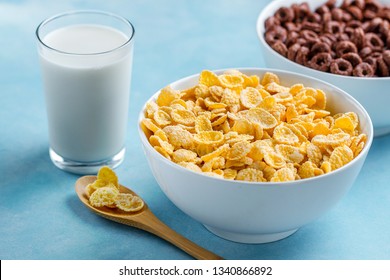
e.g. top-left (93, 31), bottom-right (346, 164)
top-left (75, 175), bottom-right (223, 260)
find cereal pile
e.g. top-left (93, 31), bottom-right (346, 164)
top-left (264, 0), bottom-right (390, 77)
top-left (86, 166), bottom-right (144, 212)
top-left (141, 70), bottom-right (367, 182)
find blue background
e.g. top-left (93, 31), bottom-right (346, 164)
top-left (1, 0), bottom-right (389, 260)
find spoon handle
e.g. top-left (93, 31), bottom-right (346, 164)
top-left (133, 211), bottom-right (223, 260)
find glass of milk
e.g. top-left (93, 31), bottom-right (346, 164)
top-left (36, 11), bottom-right (134, 174)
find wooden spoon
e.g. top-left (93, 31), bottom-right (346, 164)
top-left (75, 175), bottom-right (223, 260)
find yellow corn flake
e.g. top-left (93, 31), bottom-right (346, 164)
top-left (265, 82), bottom-right (290, 94)
top-left (258, 96), bottom-right (276, 111)
top-left (273, 124), bottom-right (299, 145)
top-left (209, 86), bottom-right (224, 101)
top-left (115, 193), bottom-right (144, 212)
top-left (236, 168), bottom-right (265, 182)
top-left (333, 115), bottom-right (355, 133)
top-left (344, 112), bottom-right (359, 129)
top-left (171, 108), bottom-right (196, 126)
top-left (220, 88), bottom-right (240, 109)
top-left (223, 168), bottom-right (238, 180)
top-left (232, 118), bottom-right (254, 135)
top-left (246, 108), bottom-right (278, 129)
top-left (286, 104), bottom-right (299, 122)
top-left (97, 166), bottom-right (119, 189)
top-left (193, 131), bottom-right (224, 145)
top-left (154, 129), bottom-right (168, 141)
top-left (195, 84), bottom-right (210, 99)
top-left (157, 86), bottom-right (180, 107)
top-left (211, 114), bottom-right (228, 127)
top-left (199, 70), bottom-right (221, 87)
top-left (195, 114), bottom-right (213, 133)
top-left (312, 132), bottom-right (350, 147)
top-left (275, 144), bottom-right (304, 164)
top-left (242, 74), bottom-right (260, 88)
top-left (321, 161), bottom-right (332, 174)
top-left (306, 143), bottom-right (322, 166)
top-left (270, 167), bottom-right (296, 182)
top-left (349, 134), bottom-right (367, 156)
top-left (202, 156), bottom-right (225, 172)
top-left (313, 89), bottom-right (327, 110)
top-left (309, 122), bottom-right (331, 140)
top-left (153, 109), bottom-right (171, 127)
top-left (298, 161), bottom-right (324, 179)
top-left (226, 141), bottom-right (252, 160)
top-left (273, 91), bottom-right (293, 104)
top-left (289, 83), bottom-right (304, 95)
top-left (149, 135), bottom-right (174, 154)
top-left (172, 149), bottom-right (198, 163)
top-left (178, 161), bottom-right (202, 173)
top-left (240, 87), bottom-right (263, 108)
top-left (142, 70), bottom-right (366, 183)
top-left (89, 185), bottom-right (119, 208)
top-left (196, 143), bottom-right (215, 157)
top-left (163, 125), bottom-right (194, 149)
top-left (219, 74), bottom-right (244, 89)
top-left (201, 143), bottom-right (229, 162)
top-left (261, 72), bottom-right (280, 86)
top-left (329, 145), bottom-right (354, 170)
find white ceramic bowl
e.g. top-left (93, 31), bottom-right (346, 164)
top-left (138, 68), bottom-right (373, 244)
top-left (257, 0), bottom-right (390, 137)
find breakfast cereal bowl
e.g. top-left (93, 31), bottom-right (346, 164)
top-left (256, 0), bottom-right (390, 137)
top-left (138, 68), bottom-right (373, 243)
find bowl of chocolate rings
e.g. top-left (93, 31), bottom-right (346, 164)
top-left (257, 0), bottom-right (390, 136)
top-left (139, 68), bottom-right (373, 243)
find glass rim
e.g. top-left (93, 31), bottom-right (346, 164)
top-left (36, 10), bottom-right (135, 56)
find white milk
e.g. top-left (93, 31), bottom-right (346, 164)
top-left (39, 24), bottom-right (133, 162)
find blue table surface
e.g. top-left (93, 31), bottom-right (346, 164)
top-left (1, 0), bottom-right (390, 260)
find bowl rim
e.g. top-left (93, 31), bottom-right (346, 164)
top-left (138, 67), bottom-right (374, 186)
top-left (256, 0), bottom-right (390, 81)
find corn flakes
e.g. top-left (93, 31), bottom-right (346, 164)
top-left (142, 70), bottom-right (367, 183)
top-left (89, 185), bottom-right (119, 208)
top-left (87, 167), bottom-right (145, 212)
top-left (115, 193), bottom-right (144, 212)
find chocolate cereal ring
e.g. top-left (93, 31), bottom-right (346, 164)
top-left (271, 41), bottom-right (288, 57)
top-left (335, 41), bottom-right (358, 57)
top-left (363, 56), bottom-right (378, 72)
top-left (330, 58), bottom-right (353, 75)
top-left (300, 29), bottom-right (319, 43)
top-left (264, 16), bottom-right (280, 31)
top-left (351, 27), bottom-right (365, 49)
top-left (346, 6), bottom-right (363, 20)
top-left (331, 8), bottom-right (344, 21)
top-left (288, 43), bottom-right (301, 61)
top-left (352, 0), bottom-right (366, 10)
top-left (309, 52), bottom-right (333, 72)
top-left (275, 6), bottom-right (295, 23)
top-left (382, 50), bottom-right (390, 66)
top-left (359, 46), bottom-right (373, 58)
top-left (301, 21), bottom-right (322, 33)
top-left (295, 46), bottom-right (310, 65)
top-left (311, 42), bottom-right (331, 55)
top-left (265, 26), bottom-right (287, 45)
top-left (353, 62), bottom-right (375, 77)
top-left (377, 57), bottom-right (390, 76)
top-left (342, 52), bottom-right (362, 67)
top-left (364, 32), bottom-right (384, 51)
top-left (324, 20), bottom-right (345, 34)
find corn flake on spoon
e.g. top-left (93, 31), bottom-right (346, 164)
top-left (75, 175), bottom-right (223, 260)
